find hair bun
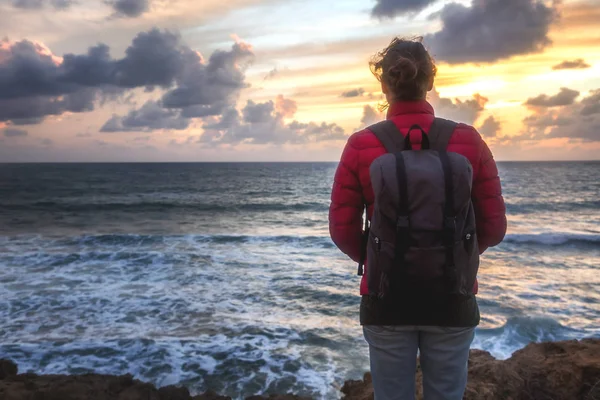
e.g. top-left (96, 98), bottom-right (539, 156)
top-left (369, 36), bottom-right (436, 102)
top-left (387, 57), bottom-right (418, 86)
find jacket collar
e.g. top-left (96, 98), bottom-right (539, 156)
top-left (386, 100), bottom-right (434, 119)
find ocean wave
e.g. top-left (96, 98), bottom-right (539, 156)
top-left (0, 201), bottom-right (329, 213)
top-left (503, 233), bottom-right (600, 247)
top-left (473, 316), bottom-right (587, 360)
top-left (3, 233), bottom-right (337, 250)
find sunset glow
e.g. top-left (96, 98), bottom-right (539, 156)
top-left (0, 0), bottom-right (598, 162)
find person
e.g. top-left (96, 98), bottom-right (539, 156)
top-left (328, 37), bottom-right (507, 400)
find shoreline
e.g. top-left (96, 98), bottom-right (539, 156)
top-left (1, 338), bottom-right (599, 400)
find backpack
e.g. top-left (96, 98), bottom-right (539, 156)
top-left (358, 118), bottom-right (479, 298)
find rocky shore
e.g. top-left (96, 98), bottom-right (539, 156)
top-left (1, 339), bottom-right (599, 400)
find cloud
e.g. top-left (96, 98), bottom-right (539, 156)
top-left (112, 29), bottom-right (190, 89)
top-left (0, 89), bottom-right (97, 123)
top-left (359, 105), bottom-right (384, 128)
top-left (525, 87), bottom-right (580, 108)
top-left (39, 137), bottom-right (53, 146)
top-left (0, 30), bottom-right (254, 127)
top-left (425, 0), bottom-right (557, 64)
top-left (10, 117), bottom-right (45, 125)
top-left (274, 94), bottom-right (297, 118)
top-left (552, 59), bottom-right (592, 70)
top-left (341, 88), bottom-right (365, 98)
top-left (522, 112), bottom-right (572, 129)
top-left (100, 39), bottom-right (254, 132)
top-left (108, 0), bottom-right (149, 17)
top-left (76, 132), bottom-right (92, 137)
top-left (9, 0), bottom-right (72, 9)
top-left (264, 67), bottom-right (279, 80)
top-left (100, 100), bottom-right (189, 132)
top-left (3, 127), bottom-right (28, 137)
top-left (8, 0), bottom-right (149, 15)
top-left (371, 0), bottom-right (436, 18)
top-left (477, 116), bottom-right (501, 137)
top-left (517, 88), bottom-right (600, 142)
top-left (580, 89), bottom-right (600, 116)
top-left (160, 41), bottom-right (253, 110)
top-left (201, 95), bottom-right (347, 145)
top-left (428, 89), bottom-right (488, 125)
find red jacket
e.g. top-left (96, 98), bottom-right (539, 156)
top-left (329, 100), bottom-right (507, 296)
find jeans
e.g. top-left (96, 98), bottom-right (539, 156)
top-left (363, 325), bottom-right (475, 400)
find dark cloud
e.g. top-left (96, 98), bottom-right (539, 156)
top-left (51, 0), bottom-right (71, 8)
top-left (371, 0), bottom-right (436, 18)
top-left (9, 0), bottom-right (72, 9)
top-left (243, 100), bottom-right (274, 124)
top-left (341, 88), bottom-right (365, 98)
top-left (3, 128), bottom-right (28, 137)
top-left (428, 89), bottom-right (488, 125)
top-left (201, 96), bottom-right (346, 145)
top-left (522, 113), bottom-right (572, 128)
top-left (477, 116), bottom-right (501, 137)
top-left (425, 0), bottom-right (557, 64)
top-left (519, 88), bottom-right (600, 142)
top-left (160, 42), bottom-right (253, 109)
top-left (10, 117), bottom-right (45, 125)
top-left (552, 59), bottom-right (591, 70)
top-left (580, 89), bottom-right (600, 116)
top-left (100, 39), bottom-right (254, 131)
top-left (100, 100), bottom-right (190, 132)
top-left (115, 29), bottom-right (186, 88)
top-left (0, 89), bottom-right (97, 122)
top-left (1, 30), bottom-right (254, 127)
top-left (39, 138), bottom-right (53, 146)
top-left (11, 0), bottom-right (43, 8)
top-left (109, 0), bottom-right (149, 17)
top-left (525, 87), bottom-right (580, 108)
top-left (179, 104), bottom-right (228, 118)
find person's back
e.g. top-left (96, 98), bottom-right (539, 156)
top-left (329, 37), bottom-right (507, 400)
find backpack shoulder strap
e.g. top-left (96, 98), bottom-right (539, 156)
top-left (367, 120), bottom-right (404, 153)
top-left (428, 117), bottom-right (458, 151)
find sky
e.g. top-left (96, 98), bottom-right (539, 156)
top-left (0, 0), bottom-right (599, 162)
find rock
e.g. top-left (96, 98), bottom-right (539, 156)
top-left (192, 389), bottom-right (231, 400)
top-left (0, 339), bottom-right (598, 400)
top-left (340, 338), bottom-right (600, 400)
top-left (340, 372), bottom-right (373, 400)
top-left (0, 360), bottom-right (18, 379)
top-left (159, 385), bottom-right (191, 400)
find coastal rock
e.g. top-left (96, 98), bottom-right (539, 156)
top-left (341, 339), bottom-right (600, 400)
top-left (0, 360), bottom-right (18, 380)
top-left (0, 339), bottom-right (598, 400)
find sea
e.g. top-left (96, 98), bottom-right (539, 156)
top-left (0, 162), bottom-right (598, 399)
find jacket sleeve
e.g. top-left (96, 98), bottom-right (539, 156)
top-left (472, 139), bottom-right (507, 254)
top-left (329, 137), bottom-right (364, 263)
